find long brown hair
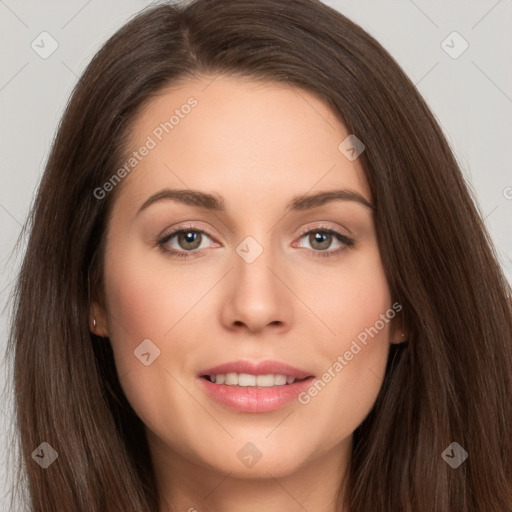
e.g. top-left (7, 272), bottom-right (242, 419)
top-left (7, 0), bottom-right (512, 510)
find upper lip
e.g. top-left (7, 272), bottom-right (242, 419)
top-left (199, 360), bottom-right (313, 380)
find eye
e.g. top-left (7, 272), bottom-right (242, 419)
top-left (156, 223), bottom-right (355, 260)
top-left (157, 225), bottom-right (216, 259)
top-left (294, 225), bottom-right (354, 258)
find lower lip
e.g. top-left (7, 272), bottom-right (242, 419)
top-left (198, 376), bottom-right (315, 413)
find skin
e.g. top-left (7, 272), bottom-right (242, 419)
top-left (91, 74), bottom-right (406, 512)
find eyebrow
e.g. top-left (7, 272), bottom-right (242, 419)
top-left (136, 188), bottom-right (375, 216)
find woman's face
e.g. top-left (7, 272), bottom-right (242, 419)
top-left (92, 74), bottom-right (403, 484)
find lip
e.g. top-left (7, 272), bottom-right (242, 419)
top-left (197, 360), bottom-right (315, 413)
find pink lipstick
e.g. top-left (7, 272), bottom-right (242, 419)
top-left (198, 360), bottom-right (315, 413)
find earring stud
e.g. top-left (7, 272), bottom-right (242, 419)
top-left (93, 317), bottom-right (97, 335)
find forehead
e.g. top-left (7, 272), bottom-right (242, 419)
top-left (113, 74), bottom-right (371, 217)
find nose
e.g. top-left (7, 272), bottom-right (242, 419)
top-left (219, 242), bottom-right (294, 335)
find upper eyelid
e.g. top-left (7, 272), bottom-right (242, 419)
top-left (296, 223), bottom-right (350, 237)
top-left (159, 223), bottom-right (216, 242)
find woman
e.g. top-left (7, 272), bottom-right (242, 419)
top-left (7, 0), bottom-right (512, 511)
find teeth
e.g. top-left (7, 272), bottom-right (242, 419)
top-left (274, 375), bottom-right (287, 385)
top-left (225, 373), bottom-right (238, 385)
top-left (208, 373), bottom-right (298, 387)
top-left (257, 375), bottom-right (275, 387)
top-left (238, 373), bottom-right (256, 386)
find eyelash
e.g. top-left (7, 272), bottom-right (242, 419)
top-left (156, 223), bottom-right (355, 260)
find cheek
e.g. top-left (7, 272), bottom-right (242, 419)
top-left (301, 247), bottom-right (392, 344)
top-left (101, 247), bottom-right (191, 429)
top-left (103, 230), bottom-right (203, 334)
top-left (295, 249), bottom-right (393, 439)
top-left (105, 266), bottom-right (162, 348)
top-left (101, 242), bottom-right (180, 373)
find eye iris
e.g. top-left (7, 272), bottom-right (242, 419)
top-left (178, 230), bottom-right (201, 250)
top-left (310, 231), bottom-right (331, 250)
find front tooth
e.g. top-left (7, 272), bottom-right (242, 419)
top-left (286, 376), bottom-right (296, 384)
top-left (225, 372), bottom-right (238, 385)
top-left (238, 373), bottom-right (256, 386)
top-left (256, 374), bottom-right (275, 387)
top-left (274, 374), bottom-right (287, 386)
top-left (215, 374), bottom-right (225, 384)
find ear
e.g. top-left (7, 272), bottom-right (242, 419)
top-left (388, 308), bottom-right (408, 345)
top-left (89, 301), bottom-right (109, 338)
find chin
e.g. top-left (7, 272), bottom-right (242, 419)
top-left (198, 442), bottom-right (314, 479)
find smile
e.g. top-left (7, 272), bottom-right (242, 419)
top-left (198, 360), bottom-right (315, 413)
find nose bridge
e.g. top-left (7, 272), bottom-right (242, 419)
top-left (233, 230), bottom-right (279, 297)
top-left (221, 228), bottom-right (292, 332)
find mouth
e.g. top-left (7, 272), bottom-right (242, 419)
top-left (197, 360), bottom-right (315, 413)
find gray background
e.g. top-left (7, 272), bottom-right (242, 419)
top-left (1, 0), bottom-right (511, 509)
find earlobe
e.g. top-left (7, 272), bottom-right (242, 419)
top-left (391, 330), bottom-right (408, 345)
top-left (389, 309), bottom-right (408, 344)
top-left (89, 302), bottom-right (109, 338)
